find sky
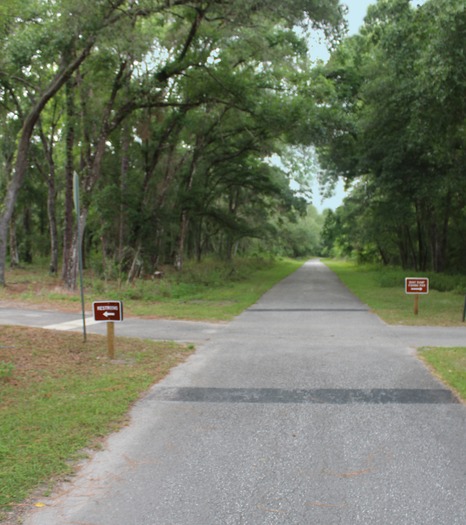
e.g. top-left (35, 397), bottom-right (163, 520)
top-left (346, 0), bottom-right (376, 35)
top-left (308, 0), bottom-right (374, 63)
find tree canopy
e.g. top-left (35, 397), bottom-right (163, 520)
top-left (0, 0), bottom-right (344, 285)
top-left (316, 0), bottom-right (466, 272)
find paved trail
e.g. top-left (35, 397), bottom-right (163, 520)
top-left (21, 260), bottom-right (466, 524)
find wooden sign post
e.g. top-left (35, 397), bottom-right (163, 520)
top-left (405, 278), bottom-right (429, 316)
top-left (92, 301), bottom-right (124, 359)
top-left (107, 321), bottom-right (115, 360)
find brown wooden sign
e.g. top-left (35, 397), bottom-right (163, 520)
top-left (405, 278), bottom-right (429, 295)
top-left (92, 301), bottom-right (123, 322)
top-left (405, 278), bottom-right (429, 316)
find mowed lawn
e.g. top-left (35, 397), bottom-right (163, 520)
top-left (324, 259), bottom-right (466, 326)
top-left (0, 328), bottom-right (195, 516)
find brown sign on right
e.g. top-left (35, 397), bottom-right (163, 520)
top-left (405, 277), bottom-right (429, 295)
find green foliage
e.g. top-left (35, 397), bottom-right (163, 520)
top-left (0, 0), bottom-right (344, 283)
top-left (316, 0), bottom-right (466, 273)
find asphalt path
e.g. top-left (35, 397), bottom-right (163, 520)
top-left (14, 260), bottom-right (466, 524)
top-left (0, 307), bottom-right (225, 343)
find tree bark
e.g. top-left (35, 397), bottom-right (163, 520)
top-left (174, 141), bottom-right (202, 271)
top-left (9, 216), bottom-right (20, 268)
top-left (430, 191), bottom-right (451, 272)
top-left (37, 117), bottom-right (59, 274)
top-left (118, 126), bottom-right (131, 279)
top-left (62, 79), bottom-right (76, 280)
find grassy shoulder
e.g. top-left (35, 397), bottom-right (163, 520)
top-left (0, 257), bottom-right (304, 321)
top-left (0, 326), bottom-right (195, 516)
top-left (419, 347), bottom-right (466, 402)
top-left (324, 259), bottom-right (466, 404)
top-left (324, 259), bottom-right (466, 326)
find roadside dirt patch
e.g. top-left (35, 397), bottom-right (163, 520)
top-left (0, 326), bottom-right (106, 390)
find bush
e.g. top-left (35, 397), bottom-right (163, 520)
top-left (429, 274), bottom-right (466, 294)
top-left (372, 266), bottom-right (466, 294)
top-left (377, 267), bottom-right (409, 288)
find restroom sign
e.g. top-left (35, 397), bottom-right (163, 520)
top-left (92, 301), bottom-right (123, 322)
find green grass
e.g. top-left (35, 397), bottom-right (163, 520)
top-left (0, 257), bottom-right (304, 321)
top-left (419, 347), bottom-right (466, 401)
top-left (324, 259), bottom-right (466, 326)
top-left (0, 327), bottom-right (194, 516)
top-left (109, 258), bottom-right (304, 320)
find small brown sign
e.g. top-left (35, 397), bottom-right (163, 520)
top-left (405, 278), bottom-right (429, 295)
top-left (92, 301), bottom-right (123, 322)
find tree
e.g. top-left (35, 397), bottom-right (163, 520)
top-left (0, 0), bottom-right (133, 285)
top-left (0, 0), bottom-right (346, 284)
top-left (77, 0), bottom-right (345, 275)
top-left (315, 0), bottom-right (466, 272)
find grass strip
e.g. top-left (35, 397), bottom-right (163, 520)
top-left (0, 257), bottom-right (305, 321)
top-left (419, 347), bottom-right (466, 401)
top-left (324, 259), bottom-right (465, 326)
top-left (0, 326), bottom-right (194, 514)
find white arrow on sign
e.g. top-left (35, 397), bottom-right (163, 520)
top-left (411, 287), bottom-right (423, 291)
top-left (103, 311), bottom-right (116, 318)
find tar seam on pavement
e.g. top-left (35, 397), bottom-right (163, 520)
top-left (151, 387), bottom-right (459, 404)
top-left (247, 308), bottom-right (370, 312)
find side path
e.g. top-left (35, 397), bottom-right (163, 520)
top-left (22, 261), bottom-right (466, 524)
top-left (0, 308), bottom-right (225, 343)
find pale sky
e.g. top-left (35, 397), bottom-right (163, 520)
top-left (308, 0), bottom-right (375, 65)
top-left (346, 0), bottom-right (374, 34)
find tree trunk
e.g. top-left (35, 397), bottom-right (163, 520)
top-left (376, 242), bottom-right (389, 265)
top-left (174, 209), bottom-right (190, 271)
top-left (22, 207), bottom-right (33, 264)
top-left (127, 243), bottom-right (142, 283)
top-left (62, 79), bottom-right (76, 280)
top-left (431, 191), bottom-right (451, 273)
top-left (174, 176), bottom-right (195, 271)
top-left (226, 187), bottom-right (240, 261)
top-left (415, 203), bottom-right (428, 271)
top-left (38, 117), bottom-right (60, 274)
top-left (47, 168), bottom-right (59, 274)
top-left (9, 216), bottom-right (20, 268)
top-left (118, 126), bottom-right (130, 281)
